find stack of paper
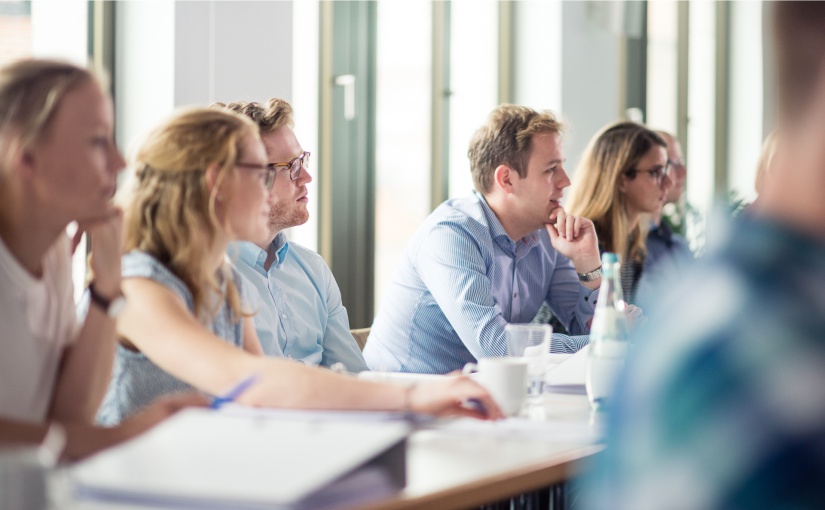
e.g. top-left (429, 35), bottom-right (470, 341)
top-left (71, 409), bottom-right (409, 509)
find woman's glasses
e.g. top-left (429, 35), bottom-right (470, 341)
top-left (236, 162), bottom-right (277, 190)
top-left (624, 162), bottom-right (671, 184)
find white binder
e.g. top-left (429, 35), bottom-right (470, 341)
top-left (71, 408), bottom-right (409, 509)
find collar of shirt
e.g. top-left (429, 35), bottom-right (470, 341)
top-left (472, 191), bottom-right (541, 258)
top-left (235, 234), bottom-right (291, 274)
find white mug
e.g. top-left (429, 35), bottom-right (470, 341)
top-left (463, 357), bottom-right (529, 416)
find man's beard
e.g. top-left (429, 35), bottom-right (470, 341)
top-left (267, 202), bottom-right (309, 235)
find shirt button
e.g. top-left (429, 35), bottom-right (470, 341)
top-left (513, 293), bottom-right (518, 298)
top-left (281, 313), bottom-right (287, 319)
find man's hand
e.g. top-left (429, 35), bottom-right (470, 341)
top-left (545, 209), bottom-right (601, 279)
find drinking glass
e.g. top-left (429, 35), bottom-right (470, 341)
top-left (505, 324), bottom-right (552, 405)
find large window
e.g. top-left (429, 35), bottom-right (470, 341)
top-left (373, 0), bottom-right (434, 311)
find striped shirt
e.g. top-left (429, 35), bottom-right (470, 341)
top-left (364, 192), bottom-right (597, 374)
top-left (583, 215), bottom-right (825, 509)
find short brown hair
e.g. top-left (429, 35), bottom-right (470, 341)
top-left (468, 104), bottom-right (563, 194)
top-left (211, 98), bottom-right (293, 134)
top-left (774, 2), bottom-right (825, 123)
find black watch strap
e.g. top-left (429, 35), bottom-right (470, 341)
top-left (88, 281), bottom-right (125, 318)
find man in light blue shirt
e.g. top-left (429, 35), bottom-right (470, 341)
top-left (365, 105), bottom-right (604, 374)
top-left (219, 99), bottom-right (367, 372)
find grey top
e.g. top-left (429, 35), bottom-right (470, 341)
top-left (97, 251), bottom-right (245, 425)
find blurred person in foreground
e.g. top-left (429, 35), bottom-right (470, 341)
top-left (214, 99), bottom-right (367, 372)
top-left (749, 130), bottom-right (779, 213)
top-left (584, 2), bottom-right (825, 508)
top-left (0, 59), bottom-right (203, 462)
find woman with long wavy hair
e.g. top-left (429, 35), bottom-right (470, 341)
top-left (98, 107), bottom-right (502, 424)
top-left (566, 122), bottom-right (672, 303)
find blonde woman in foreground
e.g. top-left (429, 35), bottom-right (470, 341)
top-left (0, 59), bottom-right (203, 461)
top-left (97, 107), bottom-right (502, 423)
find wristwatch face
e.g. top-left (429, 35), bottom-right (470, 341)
top-left (107, 295), bottom-right (127, 318)
top-left (89, 283), bottom-right (126, 318)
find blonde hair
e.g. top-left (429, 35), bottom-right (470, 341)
top-left (0, 59), bottom-right (95, 174)
top-left (211, 98), bottom-right (293, 134)
top-left (121, 107), bottom-right (259, 322)
top-left (567, 122), bottom-right (667, 263)
top-left (468, 104), bottom-right (564, 194)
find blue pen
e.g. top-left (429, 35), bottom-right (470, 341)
top-left (463, 398), bottom-right (488, 416)
top-left (210, 373), bottom-right (261, 409)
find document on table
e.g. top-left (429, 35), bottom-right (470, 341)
top-left (546, 344), bottom-right (590, 386)
top-left (71, 408), bottom-right (409, 510)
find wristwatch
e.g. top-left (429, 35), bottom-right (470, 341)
top-left (88, 281), bottom-right (126, 318)
top-left (577, 265), bottom-right (603, 282)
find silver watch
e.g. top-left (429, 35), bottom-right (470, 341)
top-left (577, 265), bottom-right (603, 282)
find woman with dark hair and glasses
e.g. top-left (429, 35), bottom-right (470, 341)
top-left (566, 122), bottom-right (672, 304)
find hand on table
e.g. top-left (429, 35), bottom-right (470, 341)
top-left (407, 375), bottom-right (504, 420)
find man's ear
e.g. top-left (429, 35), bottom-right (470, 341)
top-left (493, 164), bottom-right (516, 194)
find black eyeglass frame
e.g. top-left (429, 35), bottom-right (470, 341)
top-left (623, 162), bottom-right (672, 184)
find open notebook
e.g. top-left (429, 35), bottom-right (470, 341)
top-left (71, 408), bottom-right (409, 510)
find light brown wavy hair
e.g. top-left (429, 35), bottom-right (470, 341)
top-left (468, 104), bottom-right (564, 194)
top-left (211, 97), bottom-right (293, 134)
top-left (0, 59), bottom-right (97, 176)
top-left (566, 122), bottom-right (666, 264)
top-left (121, 107), bottom-right (259, 323)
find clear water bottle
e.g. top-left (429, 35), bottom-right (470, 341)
top-left (585, 252), bottom-right (630, 411)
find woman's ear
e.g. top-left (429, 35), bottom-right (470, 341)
top-left (205, 163), bottom-right (228, 203)
top-left (494, 164), bottom-right (516, 194)
top-left (617, 173), bottom-right (629, 193)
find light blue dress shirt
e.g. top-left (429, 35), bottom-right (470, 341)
top-left (364, 192), bottom-right (597, 374)
top-left (231, 234), bottom-right (368, 372)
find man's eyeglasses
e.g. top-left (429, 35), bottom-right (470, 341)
top-left (668, 159), bottom-right (686, 169)
top-left (236, 162), bottom-right (277, 190)
top-left (624, 162), bottom-right (671, 184)
top-left (271, 151), bottom-right (311, 181)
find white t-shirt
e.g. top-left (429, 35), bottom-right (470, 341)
top-left (0, 234), bottom-right (79, 422)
